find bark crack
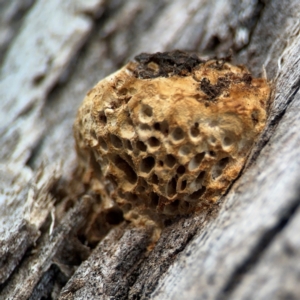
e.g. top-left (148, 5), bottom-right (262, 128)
top-left (128, 213), bottom-right (209, 299)
top-left (217, 192), bottom-right (300, 300)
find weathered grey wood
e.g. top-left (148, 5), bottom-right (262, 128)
top-left (1, 196), bottom-right (91, 299)
top-left (230, 203), bottom-right (300, 300)
top-left (0, 0), bottom-right (36, 64)
top-left (0, 164), bottom-right (60, 285)
top-left (59, 225), bottom-right (151, 299)
top-left (1, 0), bottom-right (300, 299)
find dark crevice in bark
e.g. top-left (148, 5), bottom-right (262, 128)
top-left (15, 102), bottom-right (37, 119)
top-left (29, 264), bottom-right (68, 300)
top-left (217, 192), bottom-right (300, 300)
top-left (58, 226), bottom-right (151, 299)
top-left (202, 1), bottom-right (265, 59)
top-left (25, 136), bottom-right (45, 169)
top-left (0, 222), bottom-right (39, 288)
top-left (233, 0), bottom-right (266, 53)
top-left (0, 199), bottom-right (90, 299)
top-left (128, 213), bottom-right (210, 299)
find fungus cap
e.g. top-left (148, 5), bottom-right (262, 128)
top-left (74, 51), bottom-right (270, 225)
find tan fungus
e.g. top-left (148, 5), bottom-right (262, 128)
top-left (74, 51), bottom-right (270, 226)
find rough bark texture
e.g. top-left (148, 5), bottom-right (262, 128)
top-left (0, 0), bottom-right (300, 299)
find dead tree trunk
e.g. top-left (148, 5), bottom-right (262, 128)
top-left (1, 1), bottom-right (300, 299)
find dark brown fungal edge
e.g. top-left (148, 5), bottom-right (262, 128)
top-left (134, 50), bottom-right (205, 79)
top-left (200, 77), bottom-right (230, 100)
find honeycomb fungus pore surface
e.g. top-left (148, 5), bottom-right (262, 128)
top-left (74, 51), bottom-right (270, 225)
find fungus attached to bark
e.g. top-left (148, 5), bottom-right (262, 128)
top-left (74, 50), bottom-right (270, 225)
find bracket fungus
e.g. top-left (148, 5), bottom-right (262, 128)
top-left (74, 50), bottom-right (270, 226)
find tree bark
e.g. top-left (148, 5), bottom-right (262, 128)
top-left (1, 0), bottom-right (300, 299)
